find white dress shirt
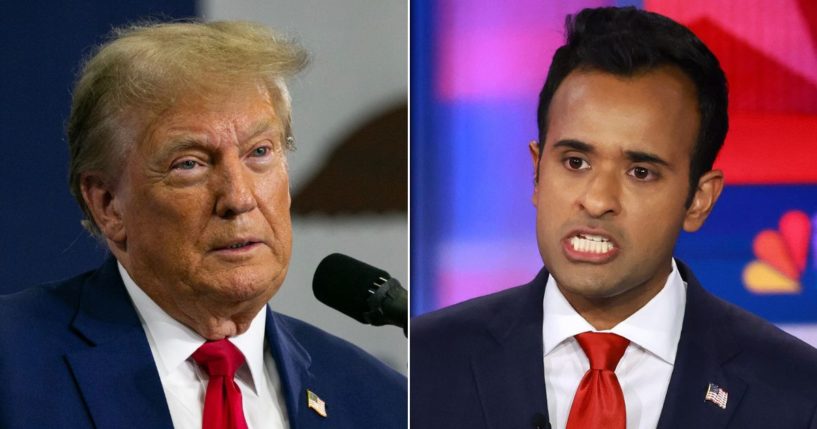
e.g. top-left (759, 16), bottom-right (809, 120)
top-left (119, 263), bottom-right (289, 429)
top-left (542, 258), bottom-right (686, 429)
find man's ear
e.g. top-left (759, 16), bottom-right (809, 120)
top-left (529, 141), bottom-right (540, 206)
top-left (80, 172), bottom-right (126, 243)
top-left (683, 169), bottom-right (724, 232)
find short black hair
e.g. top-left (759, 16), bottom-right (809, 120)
top-left (536, 6), bottom-right (728, 205)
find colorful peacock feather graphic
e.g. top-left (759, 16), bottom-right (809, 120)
top-left (743, 210), bottom-right (814, 294)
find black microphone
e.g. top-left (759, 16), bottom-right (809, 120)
top-left (312, 253), bottom-right (407, 336)
top-left (531, 413), bottom-right (550, 429)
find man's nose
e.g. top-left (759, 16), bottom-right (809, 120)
top-left (214, 157), bottom-right (257, 218)
top-left (577, 169), bottom-right (622, 218)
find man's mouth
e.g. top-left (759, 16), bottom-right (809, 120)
top-left (569, 234), bottom-right (615, 254)
top-left (562, 230), bottom-right (619, 263)
top-left (213, 239), bottom-right (263, 253)
top-left (226, 241), bottom-right (254, 250)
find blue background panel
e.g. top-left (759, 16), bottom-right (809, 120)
top-left (677, 185), bottom-right (817, 323)
top-left (1, 1), bottom-right (196, 293)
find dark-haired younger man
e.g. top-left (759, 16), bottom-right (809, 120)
top-left (411, 7), bottom-right (817, 429)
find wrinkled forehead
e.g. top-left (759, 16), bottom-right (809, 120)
top-left (128, 79), bottom-right (287, 141)
top-left (141, 85), bottom-right (287, 151)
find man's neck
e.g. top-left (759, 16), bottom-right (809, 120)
top-left (558, 267), bottom-right (673, 331)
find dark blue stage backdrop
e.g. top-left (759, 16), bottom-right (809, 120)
top-left (1, 2), bottom-right (196, 294)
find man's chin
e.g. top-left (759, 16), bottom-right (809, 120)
top-left (550, 269), bottom-right (627, 300)
top-left (559, 283), bottom-right (621, 300)
top-left (199, 268), bottom-right (284, 303)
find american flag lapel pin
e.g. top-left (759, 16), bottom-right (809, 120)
top-left (307, 389), bottom-right (328, 418)
top-left (705, 383), bottom-right (728, 409)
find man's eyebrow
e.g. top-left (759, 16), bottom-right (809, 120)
top-left (551, 139), bottom-right (594, 153)
top-left (247, 119), bottom-right (282, 139)
top-left (241, 119), bottom-right (286, 150)
top-left (624, 150), bottom-right (670, 167)
top-left (157, 137), bottom-right (209, 159)
top-left (552, 140), bottom-right (673, 168)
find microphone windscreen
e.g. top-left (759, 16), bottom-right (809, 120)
top-left (312, 253), bottom-right (391, 323)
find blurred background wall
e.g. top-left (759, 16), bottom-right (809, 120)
top-left (1, 0), bottom-right (407, 372)
top-left (411, 0), bottom-right (817, 346)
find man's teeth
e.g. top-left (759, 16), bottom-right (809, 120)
top-left (228, 242), bottom-right (250, 249)
top-left (570, 235), bottom-right (614, 254)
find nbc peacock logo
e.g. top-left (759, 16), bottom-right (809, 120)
top-left (743, 210), bottom-right (816, 294)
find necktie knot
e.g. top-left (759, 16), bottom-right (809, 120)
top-left (192, 339), bottom-right (245, 378)
top-left (192, 339), bottom-right (248, 429)
top-left (575, 332), bottom-right (630, 371)
top-left (566, 332), bottom-right (630, 429)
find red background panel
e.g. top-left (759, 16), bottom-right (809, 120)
top-left (647, 0), bottom-right (817, 184)
top-left (717, 113), bottom-right (817, 184)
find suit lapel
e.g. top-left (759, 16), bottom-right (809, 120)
top-left (66, 257), bottom-right (173, 429)
top-left (657, 261), bottom-right (747, 429)
top-left (65, 259), bottom-right (332, 429)
top-left (470, 270), bottom-right (550, 429)
top-left (265, 309), bottom-right (330, 429)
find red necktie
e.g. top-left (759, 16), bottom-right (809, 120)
top-left (566, 332), bottom-right (630, 429)
top-left (192, 339), bottom-right (249, 429)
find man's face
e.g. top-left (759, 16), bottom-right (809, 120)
top-left (112, 84), bottom-right (291, 323)
top-left (532, 67), bottom-right (715, 309)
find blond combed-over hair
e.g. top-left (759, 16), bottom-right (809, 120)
top-left (67, 20), bottom-right (308, 237)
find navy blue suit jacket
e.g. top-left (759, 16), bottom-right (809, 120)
top-left (0, 257), bottom-right (406, 428)
top-left (411, 261), bottom-right (817, 428)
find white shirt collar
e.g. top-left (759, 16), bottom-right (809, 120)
top-left (542, 258), bottom-right (687, 364)
top-left (118, 262), bottom-right (269, 394)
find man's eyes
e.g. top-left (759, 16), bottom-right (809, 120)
top-left (627, 166), bottom-right (658, 181)
top-left (251, 146), bottom-right (271, 157)
top-left (169, 145), bottom-right (273, 171)
top-left (560, 157), bottom-right (659, 181)
top-left (172, 159), bottom-right (201, 170)
top-left (564, 157), bottom-right (590, 170)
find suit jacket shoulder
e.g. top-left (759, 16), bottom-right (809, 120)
top-left (411, 263), bottom-right (817, 429)
top-left (269, 311), bottom-right (407, 428)
top-left (411, 270), bottom-right (549, 429)
top-left (0, 261), bottom-right (164, 429)
top-left (713, 290), bottom-right (817, 380)
top-left (0, 259), bottom-right (407, 429)
top-left (275, 312), bottom-right (406, 385)
top-left (660, 261), bottom-right (817, 428)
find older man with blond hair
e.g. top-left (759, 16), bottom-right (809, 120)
top-left (0, 21), bottom-right (405, 429)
